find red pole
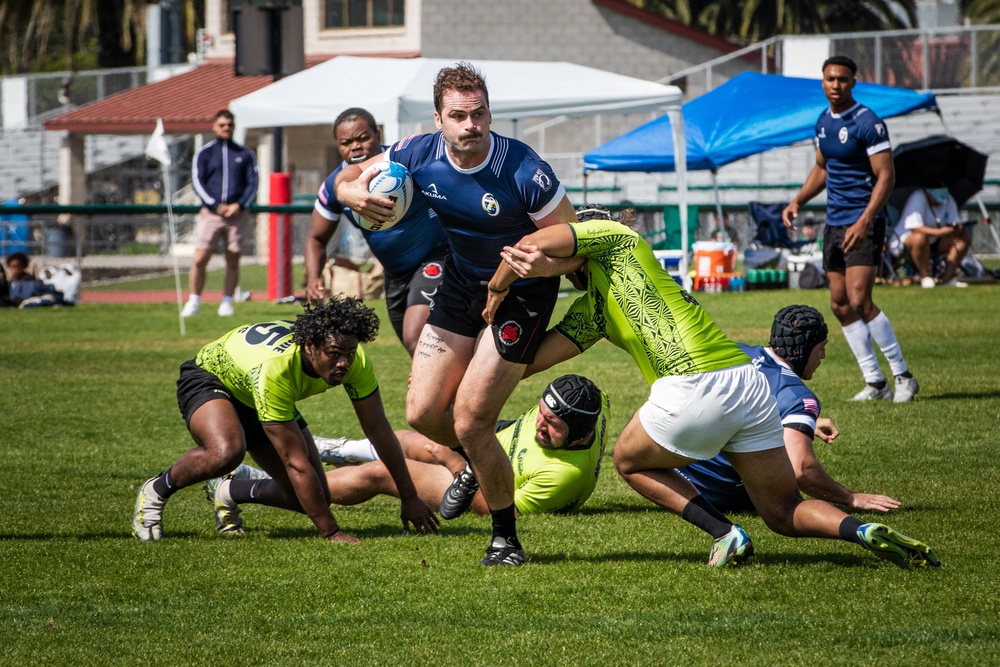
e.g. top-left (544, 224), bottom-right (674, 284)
top-left (268, 172), bottom-right (292, 301)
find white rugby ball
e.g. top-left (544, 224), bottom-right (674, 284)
top-left (351, 161), bottom-right (413, 232)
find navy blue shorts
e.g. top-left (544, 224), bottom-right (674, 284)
top-left (426, 257), bottom-right (559, 364)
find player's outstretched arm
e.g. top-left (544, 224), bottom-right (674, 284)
top-left (264, 421), bottom-right (358, 541)
top-left (352, 390), bottom-right (440, 534)
top-left (784, 426), bottom-right (900, 513)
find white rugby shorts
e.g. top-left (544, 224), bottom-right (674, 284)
top-left (638, 363), bottom-right (783, 460)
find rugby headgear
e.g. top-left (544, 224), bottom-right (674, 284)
top-left (769, 305), bottom-right (828, 377)
top-left (575, 204), bottom-right (615, 222)
top-left (541, 375), bottom-right (602, 446)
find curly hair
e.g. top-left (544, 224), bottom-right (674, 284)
top-left (292, 295), bottom-right (380, 348)
top-left (433, 62), bottom-right (489, 113)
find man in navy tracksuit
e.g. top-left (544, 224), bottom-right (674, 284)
top-left (183, 110), bottom-right (258, 318)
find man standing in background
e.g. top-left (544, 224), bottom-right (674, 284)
top-left (182, 110), bottom-right (258, 318)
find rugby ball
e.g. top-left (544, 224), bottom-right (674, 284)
top-left (351, 161), bottom-right (413, 232)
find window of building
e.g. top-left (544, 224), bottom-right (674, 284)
top-left (226, 0), bottom-right (242, 34)
top-left (325, 0), bottom-right (405, 29)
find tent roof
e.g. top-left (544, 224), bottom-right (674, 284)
top-left (229, 56), bottom-right (682, 140)
top-left (44, 61), bottom-right (276, 134)
top-left (583, 72), bottom-right (939, 173)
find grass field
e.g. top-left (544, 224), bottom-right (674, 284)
top-left (3, 270), bottom-right (999, 665)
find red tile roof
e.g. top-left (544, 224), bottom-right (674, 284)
top-left (592, 0), bottom-right (741, 55)
top-left (44, 60), bottom-right (285, 134)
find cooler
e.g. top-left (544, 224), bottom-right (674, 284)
top-left (693, 241), bottom-right (736, 277)
top-left (653, 249), bottom-right (685, 286)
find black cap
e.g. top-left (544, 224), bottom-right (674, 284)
top-left (769, 305), bottom-right (828, 377)
top-left (541, 375), bottom-right (602, 445)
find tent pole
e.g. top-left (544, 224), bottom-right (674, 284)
top-left (668, 105), bottom-right (691, 291)
top-left (711, 170), bottom-right (724, 238)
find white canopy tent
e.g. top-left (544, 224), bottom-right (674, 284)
top-left (229, 55), bottom-right (692, 288)
top-left (229, 55), bottom-right (683, 142)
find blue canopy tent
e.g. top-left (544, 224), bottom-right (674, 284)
top-left (583, 72), bottom-right (939, 264)
top-left (584, 71), bottom-right (938, 174)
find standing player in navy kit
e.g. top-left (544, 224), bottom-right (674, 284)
top-left (304, 107), bottom-right (448, 356)
top-left (783, 56), bottom-right (919, 403)
top-left (335, 63), bottom-right (579, 566)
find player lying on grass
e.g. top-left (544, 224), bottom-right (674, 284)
top-left (679, 304), bottom-right (901, 514)
top-left (132, 296), bottom-right (438, 544)
top-left (482, 205), bottom-right (938, 569)
top-left (203, 375), bottom-right (610, 529)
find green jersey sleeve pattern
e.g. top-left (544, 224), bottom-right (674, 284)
top-left (566, 220), bottom-right (748, 383)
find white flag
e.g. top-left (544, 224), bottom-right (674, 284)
top-left (145, 118), bottom-right (172, 166)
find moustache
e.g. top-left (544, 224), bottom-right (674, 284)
top-left (459, 132), bottom-right (482, 141)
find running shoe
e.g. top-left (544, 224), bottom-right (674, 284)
top-left (857, 523), bottom-right (941, 569)
top-left (479, 536), bottom-right (525, 566)
top-left (920, 276), bottom-right (936, 289)
top-left (132, 476), bottom-right (166, 542)
top-left (180, 300), bottom-right (199, 317)
top-left (217, 301), bottom-right (235, 317)
top-left (893, 375), bottom-right (920, 403)
top-left (203, 476), bottom-right (244, 534)
top-left (850, 384), bottom-right (894, 401)
top-left (708, 524), bottom-right (754, 567)
top-left (439, 464), bottom-right (480, 519)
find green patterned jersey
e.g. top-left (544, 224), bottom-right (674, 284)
top-left (498, 391), bottom-right (611, 514)
top-left (555, 219), bottom-right (748, 383)
top-left (195, 321), bottom-right (379, 424)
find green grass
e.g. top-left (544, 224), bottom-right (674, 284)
top-left (2, 276), bottom-right (999, 665)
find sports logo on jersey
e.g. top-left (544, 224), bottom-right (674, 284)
top-left (422, 262), bottom-right (442, 279)
top-left (482, 193), bottom-right (500, 217)
top-left (544, 393), bottom-right (558, 410)
top-left (818, 127), bottom-right (826, 138)
top-left (497, 320), bottom-right (521, 346)
top-left (802, 397), bottom-right (820, 417)
top-left (875, 123), bottom-right (885, 136)
top-left (422, 183), bottom-right (447, 201)
top-left (532, 169), bottom-right (552, 192)
top-left (838, 127), bottom-right (849, 143)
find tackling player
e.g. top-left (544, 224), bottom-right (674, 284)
top-left (131, 296), bottom-right (438, 544)
top-left (484, 206), bottom-right (939, 570)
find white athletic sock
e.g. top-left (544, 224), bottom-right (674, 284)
top-left (842, 319), bottom-right (884, 384)
top-left (866, 311), bottom-right (908, 377)
top-left (339, 438), bottom-right (379, 462)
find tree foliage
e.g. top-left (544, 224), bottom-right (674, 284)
top-left (0, 0), bottom-right (202, 74)
top-left (629, 0), bottom-right (918, 44)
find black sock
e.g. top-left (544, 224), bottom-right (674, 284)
top-left (491, 504), bottom-right (520, 548)
top-left (681, 495), bottom-right (733, 539)
top-left (152, 467), bottom-right (179, 498)
top-left (898, 371), bottom-right (913, 379)
top-left (869, 380), bottom-right (888, 389)
top-left (839, 516), bottom-right (865, 545)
